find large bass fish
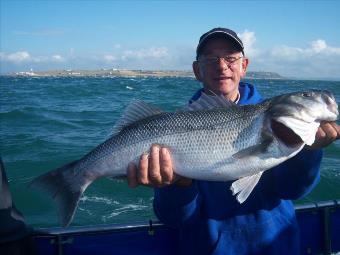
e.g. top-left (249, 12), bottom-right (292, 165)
top-left (31, 90), bottom-right (339, 227)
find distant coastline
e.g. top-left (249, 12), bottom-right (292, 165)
top-left (4, 69), bottom-right (284, 79)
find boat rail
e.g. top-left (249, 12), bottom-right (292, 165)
top-left (31, 199), bottom-right (340, 255)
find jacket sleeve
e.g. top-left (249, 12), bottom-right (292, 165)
top-left (270, 148), bottom-right (323, 200)
top-left (153, 181), bottom-right (201, 228)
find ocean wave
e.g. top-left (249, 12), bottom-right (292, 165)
top-left (101, 204), bottom-right (150, 221)
top-left (80, 195), bottom-right (120, 206)
top-left (77, 195), bottom-right (151, 223)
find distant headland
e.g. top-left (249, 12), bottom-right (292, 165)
top-left (6, 69), bottom-right (284, 79)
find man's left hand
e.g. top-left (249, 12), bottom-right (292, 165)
top-left (307, 121), bottom-right (340, 150)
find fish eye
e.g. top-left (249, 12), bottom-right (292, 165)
top-left (302, 92), bottom-right (312, 98)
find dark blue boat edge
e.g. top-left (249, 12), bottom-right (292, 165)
top-left (31, 200), bottom-right (340, 255)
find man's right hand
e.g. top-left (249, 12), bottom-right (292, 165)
top-left (127, 144), bottom-right (192, 188)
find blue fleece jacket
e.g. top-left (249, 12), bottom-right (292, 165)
top-left (153, 82), bottom-right (322, 255)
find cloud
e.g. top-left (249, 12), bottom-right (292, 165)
top-left (6, 51), bottom-right (32, 63)
top-left (121, 47), bottom-right (169, 60)
top-left (0, 46), bottom-right (176, 73)
top-left (248, 37), bottom-right (340, 78)
top-left (238, 30), bottom-right (259, 57)
top-left (311, 39), bottom-right (327, 53)
top-left (103, 54), bottom-right (117, 62)
top-left (232, 30), bottom-right (340, 78)
top-left (1, 51), bottom-right (65, 64)
top-left (270, 39), bottom-right (340, 59)
top-left (51, 55), bottom-right (65, 62)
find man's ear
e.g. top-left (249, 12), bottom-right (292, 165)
top-left (240, 57), bottom-right (249, 78)
top-left (193, 61), bottom-right (203, 82)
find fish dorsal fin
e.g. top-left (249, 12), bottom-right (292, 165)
top-left (275, 117), bottom-right (320, 146)
top-left (113, 100), bottom-right (163, 133)
top-left (186, 92), bottom-right (235, 111)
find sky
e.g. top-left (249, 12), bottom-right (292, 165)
top-left (1, 0), bottom-right (340, 79)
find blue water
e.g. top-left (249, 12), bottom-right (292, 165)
top-left (1, 76), bottom-right (339, 228)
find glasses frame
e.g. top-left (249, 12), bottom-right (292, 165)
top-left (198, 55), bottom-right (243, 69)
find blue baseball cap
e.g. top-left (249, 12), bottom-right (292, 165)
top-left (196, 27), bottom-right (244, 58)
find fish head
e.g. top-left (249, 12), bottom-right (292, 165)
top-left (268, 90), bottom-right (339, 146)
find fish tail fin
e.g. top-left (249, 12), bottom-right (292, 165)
top-left (30, 160), bottom-right (92, 227)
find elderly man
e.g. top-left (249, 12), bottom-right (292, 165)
top-left (127, 27), bottom-right (340, 254)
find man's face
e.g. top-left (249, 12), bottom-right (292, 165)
top-left (193, 38), bottom-right (248, 101)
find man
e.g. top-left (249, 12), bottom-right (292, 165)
top-left (127, 28), bottom-right (340, 254)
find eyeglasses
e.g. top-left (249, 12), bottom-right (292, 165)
top-left (198, 55), bottom-right (243, 68)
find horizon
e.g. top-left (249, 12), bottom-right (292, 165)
top-left (1, 0), bottom-right (340, 80)
top-left (3, 68), bottom-right (340, 82)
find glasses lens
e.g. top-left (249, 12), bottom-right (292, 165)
top-left (200, 56), bottom-right (242, 68)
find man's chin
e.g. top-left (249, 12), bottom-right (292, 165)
top-left (215, 83), bottom-right (237, 94)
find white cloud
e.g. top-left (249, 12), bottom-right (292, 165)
top-left (1, 51), bottom-right (65, 64)
top-left (231, 30), bottom-right (340, 78)
top-left (311, 39), bottom-right (327, 53)
top-left (270, 45), bottom-right (303, 60)
top-left (246, 36), bottom-right (340, 78)
top-left (6, 51), bottom-right (31, 63)
top-left (238, 30), bottom-right (259, 57)
top-left (103, 54), bottom-right (117, 62)
top-left (122, 47), bottom-right (169, 60)
top-left (270, 39), bottom-right (340, 60)
top-left (51, 55), bottom-right (65, 62)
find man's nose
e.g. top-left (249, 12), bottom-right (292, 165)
top-left (217, 58), bottom-right (230, 71)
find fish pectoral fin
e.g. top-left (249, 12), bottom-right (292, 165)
top-left (112, 100), bottom-right (163, 134)
top-left (231, 171), bottom-right (263, 203)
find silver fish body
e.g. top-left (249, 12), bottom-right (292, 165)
top-left (31, 90), bottom-right (339, 227)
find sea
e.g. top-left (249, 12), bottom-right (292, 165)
top-left (1, 75), bottom-right (339, 228)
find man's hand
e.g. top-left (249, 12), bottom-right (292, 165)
top-left (307, 121), bottom-right (340, 150)
top-left (127, 144), bottom-right (192, 188)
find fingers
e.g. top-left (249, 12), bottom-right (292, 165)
top-left (126, 144), bottom-right (192, 188)
top-left (318, 122), bottom-right (339, 141)
top-left (310, 121), bottom-right (340, 149)
top-left (315, 126), bottom-right (326, 139)
top-left (329, 122), bottom-right (340, 139)
top-left (148, 145), bottom-right (162, 185)
top-left (138, 154), bottom-right (149, 185)
top-left (160, 147), bottom-right (173, 185)
top-left (126, 145), bottom-right (174, 188)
